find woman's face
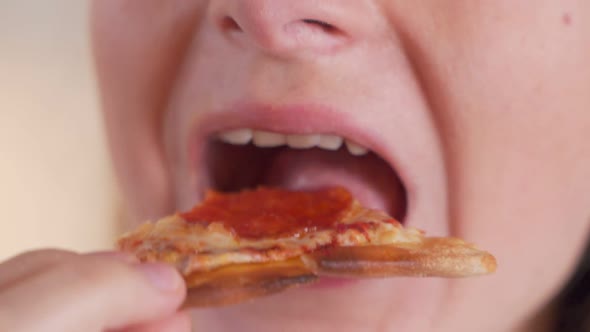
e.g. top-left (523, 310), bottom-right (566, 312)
top-left (92, 1), bottom-right (590, 331)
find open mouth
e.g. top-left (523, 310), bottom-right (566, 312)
top-left (201, 128), bottom-right (407, 222)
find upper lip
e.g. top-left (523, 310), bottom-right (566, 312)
top-left (182, 101), bottom-right (416, 219)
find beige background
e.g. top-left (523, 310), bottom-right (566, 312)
top-left (0, 0), bottom-right (118, 259)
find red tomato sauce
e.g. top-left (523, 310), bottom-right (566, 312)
top-left (180, 187), bottom-right (353, 239)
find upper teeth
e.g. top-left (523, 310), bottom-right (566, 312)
top-left (345, 140), bottom-right (369, 156)
top-left (217, 129), bottom-right (369, 156)
top-left (252, 131), bottom-right (286, 148)
top-left (286, 134), bottom-right (321, 149)
top-left (218, 129), bottom-right (253, 145)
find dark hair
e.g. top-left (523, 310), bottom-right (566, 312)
top-left (554, 238), bottom-right (590, 331)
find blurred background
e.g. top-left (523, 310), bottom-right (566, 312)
top-left (0, 0), bottom-right (118, 259)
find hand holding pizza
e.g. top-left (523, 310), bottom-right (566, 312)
top-left (0, 250), bottom-right (191, 332)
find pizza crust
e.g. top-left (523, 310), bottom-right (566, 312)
top-left (176, 237), bottom-right (496, 307)
top-left (184, 258), bottom-right (315, 307)
top-left (304, 237), bottom-right (497, 278)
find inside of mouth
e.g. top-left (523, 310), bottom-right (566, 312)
top-left (204, 140), bottom-right (407, 222)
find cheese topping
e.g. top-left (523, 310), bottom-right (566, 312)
top-left (119, 188), bottom-right (422, 274)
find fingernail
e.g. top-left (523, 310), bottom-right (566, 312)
top-left (136, 263), bottom-right (182, 292)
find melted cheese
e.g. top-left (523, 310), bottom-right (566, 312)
top-left (119, 200), bottom-right (423, 274)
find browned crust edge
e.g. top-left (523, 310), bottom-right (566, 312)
top-left (304, 238), bottom-right (497, 278)
top-left (180, 238), bottom-right (496, 307)
top-left (183, 258), bottom-right (317, 308)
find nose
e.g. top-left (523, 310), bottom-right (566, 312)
top-left (211, 0), bottom-right (365, 57)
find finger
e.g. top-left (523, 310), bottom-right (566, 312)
top-left (115, 312), bottom-right (192, 332)
top-left (0, 249), bottom-right (78, 287)
top-left (0, 256), bottom-right (186, 332)
top-left (0, 250), bottom-right (137, 290)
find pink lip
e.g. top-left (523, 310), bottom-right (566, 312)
top-left (307, 277), bottom-right (359, 289)
top-left (192, 102), bottom-right (381, 139)
top-left (185, 102), bottom-right (416, 212)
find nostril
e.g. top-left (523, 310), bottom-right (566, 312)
top-left (218, 11), bottom-right (350, 55)
top-left (221, 16), bottom-right (242, 33)
top-left (301, 19), bottom-right (342, 35)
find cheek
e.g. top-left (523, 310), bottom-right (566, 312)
top-left (90, 0), bottom-right (206, 222)
top-left (439, 2), bottom-right (590, 249)
top-left (410, 1), bottom-right (590, 328)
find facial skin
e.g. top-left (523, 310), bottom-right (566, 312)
top-left (92, 1), bottom-right (590, 331)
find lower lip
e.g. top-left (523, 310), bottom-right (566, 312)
top-left (308, 277), bottom-right (358, 289)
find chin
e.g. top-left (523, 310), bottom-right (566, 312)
top-left (191, 277), bottom-right (449, 332)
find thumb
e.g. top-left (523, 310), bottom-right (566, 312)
top-left (0, 254), bottom-right (186, 332)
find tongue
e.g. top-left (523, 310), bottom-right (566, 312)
top-left (263, 148), bottom-right (406, 219)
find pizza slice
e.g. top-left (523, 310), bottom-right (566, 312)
top-left (118, 187), bottom-right (496, 307)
